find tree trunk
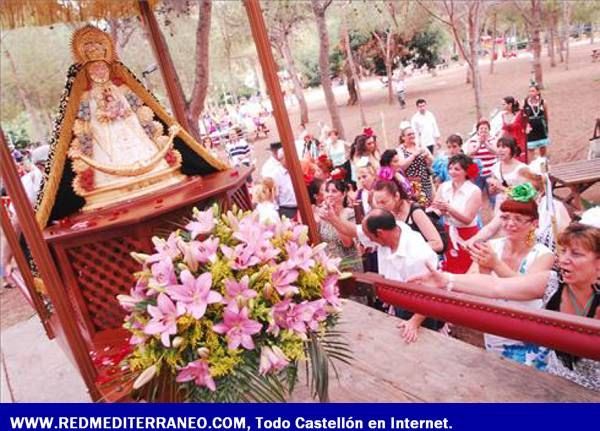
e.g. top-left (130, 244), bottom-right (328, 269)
top-left (343, 22), bottom-right (366, 126)
top-left (385, 33), bottom-right (394, 104)
top-left (311, 0), bottom-right (345, 139)
top-left (373, 31), bottom-right (394, 104)
top-left (548, 12), bottom-right (557, 67)
top-left (3, 48), bottom-right (47, 143)
top-left (490, 12), bottom-right (497, 74)
top-left (563, 2), bottom-right (571, 70)
top-left (530, 0), bottom-right (544, 88)
top-left (278, 36), bottom-right (309, 125)
top-left (187, 0), bottom-right (212, 139)
top-left (468, 3), bottom-right (483, 121)
top-left (557, 28), bottom-right (565, 62)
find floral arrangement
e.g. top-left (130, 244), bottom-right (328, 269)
top-left (116, 205), bottom-right (350, 402)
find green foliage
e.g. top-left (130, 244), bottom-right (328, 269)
top-left (404, 28), bottom-right (444, 70)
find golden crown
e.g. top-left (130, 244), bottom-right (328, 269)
top-left (71, 25), bottom-right (116, 65)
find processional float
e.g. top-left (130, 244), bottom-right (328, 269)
top-left (1, 0), bottom-right (599, 403)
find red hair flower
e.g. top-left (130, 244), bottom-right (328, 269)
top-left (467, 163), bottom-right (480, 180)
top-left (362, 127), bottom-right (375, 138)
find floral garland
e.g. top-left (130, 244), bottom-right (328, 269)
top-left (115, 205), bottom-right (348, 402)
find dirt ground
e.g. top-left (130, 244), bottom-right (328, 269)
top-left (2, 40), bottom-right (599, 333)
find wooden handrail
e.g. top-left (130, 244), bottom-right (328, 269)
top-left (352, 272), bottom-right (600, 360)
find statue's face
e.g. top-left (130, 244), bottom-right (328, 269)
top-left (87, 61), bottom-right (110, 84)
top-left (84, 41), bottom-right (107, 61)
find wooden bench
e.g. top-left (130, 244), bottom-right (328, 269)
top-left (549, 158), bottom-right (600, 213)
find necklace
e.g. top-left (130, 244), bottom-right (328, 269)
top-left (528, 98), bottom-right (541, 118)
top-left (565, 285), bottom-right (594, 317)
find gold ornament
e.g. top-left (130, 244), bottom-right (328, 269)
top-left (527, 228), bottom-right (536, 247)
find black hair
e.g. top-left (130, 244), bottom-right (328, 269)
top-left (448, 153), bottom-right (473, 172)
top-left (503, 96), bottom-right (520, 113)
top-left (307, 178), bottom-right (324, 205)
top-left (365, 209), bottom-right (397, 234)
top-left (416, 98), bottom-right (426, 106)
top-left (496, 136), bottom-right (521, 157)
top-left (446, 134), bottom-right (463, 147)
top-left (380, 149), bottom-right (398, 167)
top-left (325, 179), bottom-right (349, 207)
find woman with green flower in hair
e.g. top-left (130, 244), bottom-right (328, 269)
top-left (468, 183), bottom-right (555, 369)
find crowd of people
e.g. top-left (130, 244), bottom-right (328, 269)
top-left (251, 87), bottom-right (599, 392)
top-left (1, 81), bottom-right (597, 393)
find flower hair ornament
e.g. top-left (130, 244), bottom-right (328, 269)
top-left (376, 167), bottom-right (414, 199)
top-left (362, 127), bottom-right (376, 138)
top-left (466, 163), bottom-right (480, 181)
top-left (508, 182), bottom-right (538, 202)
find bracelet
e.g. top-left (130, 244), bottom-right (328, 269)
top-left (446, 273), bottom-right (456, 292)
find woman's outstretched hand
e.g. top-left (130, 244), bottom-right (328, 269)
top-left (407, 261), bottom-right (449, 290)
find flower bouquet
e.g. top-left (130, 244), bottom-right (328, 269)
top-left (116, 205), bottom-right (350, 402)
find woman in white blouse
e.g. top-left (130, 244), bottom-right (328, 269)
top-left (488, 136), bottom-right (530, 212)
top-left (431, 154), bottom-right (482, 274)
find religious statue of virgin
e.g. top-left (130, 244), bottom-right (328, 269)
top-left (35, 25), bottom-right (228, 227)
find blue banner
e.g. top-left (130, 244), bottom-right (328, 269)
top-left (1, 404), bottom-right (598, 431)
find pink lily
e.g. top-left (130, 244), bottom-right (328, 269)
top-left (167, 271), bottom-right (222, 319)
top-left (321, 275), bottom-right (341, 309)
top-left (176, 359), bottom-right (216, 391)
top-left (223, 276), bottom-right (257, 307)
top-left (180, 237), bottom-right (220, 271)
top-left (314, 248), bottom-right (342, 274)
top-left (271, 300), bottom-right (312, 337)
top-left (148, 232), bottom-right (181, 263)
top-left (212, 305), bottom-right (262, 350)
top-left (186, 208), bottom-right (215, 239)
top-left (255, 240), bottom-right (280, 263)
top-left (220, 244), bottom-right (260, 270)
top-left (285, 242), bottom-right (315, 272)
top-left (144, 293), bottom-right (179, 347)
top-left (259, 346), bottom-right (290, 375)
top-left (271, 266), bottom-right (299, 297)
top-left (150, 257), bottom-right (177, 288)
top-left (305, 299), bottom-right (328, 331)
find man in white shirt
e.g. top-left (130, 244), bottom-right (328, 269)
top-left (411, 98), bottom-right (441, 154)
top-left (261, 142), bottom-right (283, 179)
top-left (320, 208), bottom-right (438, 343)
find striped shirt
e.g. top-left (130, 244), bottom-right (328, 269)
top-left (226, 139), bottom-right (252, 167)
top-left (465, 138), bottom-right (496, 177)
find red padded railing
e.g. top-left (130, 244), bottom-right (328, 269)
top-left (353, 272), bottom-right (600, 360)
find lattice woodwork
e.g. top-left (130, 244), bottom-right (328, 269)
top-left (230, 184), bottom-right (252, 211)
top-left (66, 235), bottom-right (147, 332)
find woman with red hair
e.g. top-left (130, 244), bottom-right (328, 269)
top-left (469, 183), bottom-right (555, 368)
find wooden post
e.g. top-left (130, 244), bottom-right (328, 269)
top-left (243, 0), bottom-right (320, 244)
top-left (0, 129), bottom-right (100, 400)
top-left (138, 0), bottom-right (193, 135)
top-left (0, 205), bottom-right (54, 339)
